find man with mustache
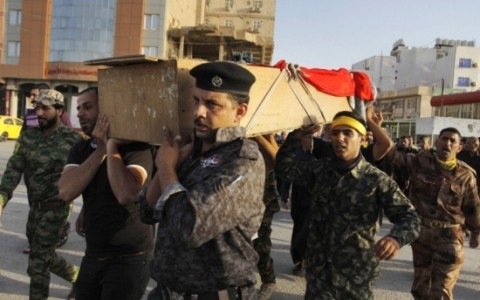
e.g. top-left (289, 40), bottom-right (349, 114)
top-left (138, 61), bottom-right (265, 299)
top-left (275, 110), bottom-right (421, 299)
top-left (58, 87), bottom-right (155, 300)
top-left (386, 127), bottom-right (480, 300)
top-left (0, 89), bottom-right (83, 300)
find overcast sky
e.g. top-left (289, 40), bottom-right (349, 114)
top-left (272, 0), bottom-right (480, 69)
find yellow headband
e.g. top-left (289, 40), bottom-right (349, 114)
top-left (331, 116), bottom-right (367, 136)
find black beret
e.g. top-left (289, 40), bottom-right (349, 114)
top-left (190, 61), bottom-right (256, 96)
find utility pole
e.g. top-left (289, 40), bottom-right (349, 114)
top-left (440, 78), bottom-right (445, 117)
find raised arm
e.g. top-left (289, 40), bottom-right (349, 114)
top-left (366, 106), bottom-right (394, 161)
top-left (254, 133), bottom-right (279, 172)
top-left (58, 143), bottom-right (106, 202)
top-left (58, 113), bottom-right (109, 202)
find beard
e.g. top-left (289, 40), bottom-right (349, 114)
top-left (38, 114), bottom-right (59, 130)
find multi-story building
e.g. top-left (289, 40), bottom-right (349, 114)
top-left (353, 38), bottom-right (480, 140)
top-left (0, 0), bottom-right (276, 120)
top-left (352, 38), bottom-right (480, 93)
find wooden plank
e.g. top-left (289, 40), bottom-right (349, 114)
top-left (98, 60), bottom-right (178, 144)
top-left (84, 54), bottom-right (159, 66)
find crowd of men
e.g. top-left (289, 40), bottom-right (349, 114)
top-left (0, 61), bottom-right (479, 300)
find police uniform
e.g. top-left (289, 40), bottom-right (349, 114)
top-left (389, 149), bottom-right (480, 300)
top-left (0, 90), bottom-right (83, 300)
top-left (275, 116), bottom-right (420, 300)
top-left (138, 61), bottom-right (266, 300)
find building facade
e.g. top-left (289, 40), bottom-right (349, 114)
top-left (0, 0), bottom-right (276, 120)
top-left (353, 38), bottom-right (480, 141)
top-left (352, 38), bottom-right (480, 93)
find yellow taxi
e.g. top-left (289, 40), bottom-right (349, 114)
top-left (0, 115), bottom-right (24, 140)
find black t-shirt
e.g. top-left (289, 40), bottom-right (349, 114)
top-left (67, 140), bottom-right (155, 258)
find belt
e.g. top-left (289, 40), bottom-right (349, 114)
top-left (421, 217), bottom-right (461, 229)
top-left (170, 286), bottom-right (241, 300)
top-left (32, 201), bottom-right (66, 210)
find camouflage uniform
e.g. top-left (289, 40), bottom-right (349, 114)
top-left (389, 149), bottom-right (480, 300)
top-left (0, 125), bottom-right (83, 300)
top-left (139, 127), bottom-right (265, 299)
top-left (253, 170), bottom-right (280, 284)
top-left (275, 136), bottom-right (420, 300)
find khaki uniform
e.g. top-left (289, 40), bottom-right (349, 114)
top-left (389, 149), bottom-right (480, 300)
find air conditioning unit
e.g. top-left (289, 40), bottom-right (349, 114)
top-left (473, 62), bottom-right (478, 68)
top-left (471, 81), bottom-right (477, 87)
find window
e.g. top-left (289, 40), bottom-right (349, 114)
top-left (142, 46), bottom-right (158, 56)
top-left (253, 0), bottom-right (262, 10)
top-left (226, 0), bottom-right (234, 9)
top-left (252, 21), bottom-right (261, 32)
top-left (7, 41), bottom-right (20, 57)
top-left (459, 58), bottom-right (472, 68)
top-left (9, 9), bottom-right (22, 25)
top-left (225, 20), bottom-right (233, 27)
top-left (144, 14), bottom-right (159, 30)
top-left (457, 77), bottom-right (470, 87)
top-left (460, 104), bottom-right (473, 119)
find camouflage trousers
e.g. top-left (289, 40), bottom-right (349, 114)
top-left (411, 225), bottom-right (464, 300)
top-left (253, 171), bottom-right (280, 285)
top-left (26, 203), bottom-right (79, 300)
top-left (304, 258), bottom-right (378, 300)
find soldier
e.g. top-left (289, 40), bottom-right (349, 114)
top-left (275, 110), bottom-right (421, 299)
top-left (0, 89), bottom-right (83, 300)
top-left (21, 84), bottom-right (72, 254)
top-left (386, 127), bottom-right (480, 300)
top-left (138, 61), bottom-right (265, 299)
top-left (253, 134), bottom-right (281, 300)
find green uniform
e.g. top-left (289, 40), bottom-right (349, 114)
top-left (0, 125), bottom-right (83, 300)
top-left (275, 136), bottom-right (420, 300)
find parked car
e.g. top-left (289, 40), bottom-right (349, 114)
top-left (0, 115), bottom-right (24, 140)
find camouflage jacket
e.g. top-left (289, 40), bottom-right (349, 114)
top-left (0, 125), bottom-right (82, 206)
top-left (139, 126), bottom-right (265, 293)
top-left (275, 136), bottom-right (420, 292)
top-left (389, 149), bottom-right (480, 233)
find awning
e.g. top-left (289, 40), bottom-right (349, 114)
top-left (430, 91), bottom-right (480, 106)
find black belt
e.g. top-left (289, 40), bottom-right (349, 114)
top-left (32, 201), bottom-right (66, 210)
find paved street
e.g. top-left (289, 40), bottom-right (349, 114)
top-left (0, 140), bottom-right (479, 299)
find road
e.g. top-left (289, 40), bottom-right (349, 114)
top-left (0, 140), bottom-right (479, 299)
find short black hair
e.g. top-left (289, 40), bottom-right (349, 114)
top-left (439, 127), bottom-right (462, 139)
top-left (229, 93), bottom-right (250, 105)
